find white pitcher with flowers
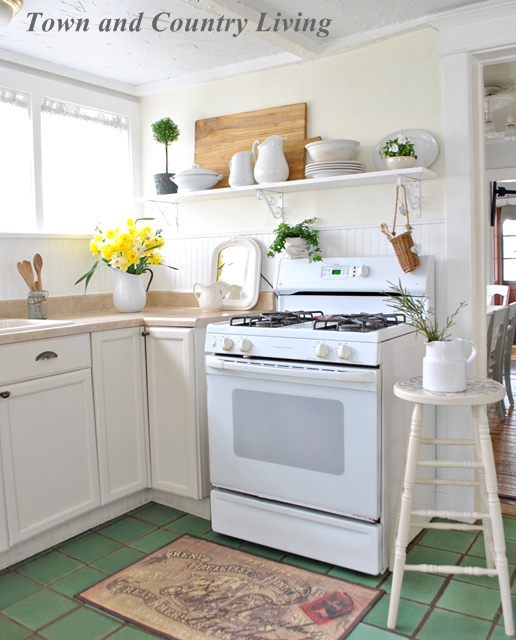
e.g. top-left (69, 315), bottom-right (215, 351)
top-left (384, 280), bottom-right (474, 393)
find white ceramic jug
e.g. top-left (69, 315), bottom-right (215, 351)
top-left (193, 282), bottom-right (225, 311)
top-left (229, 151), bottom-right (255, 187)
top-left (252, 135), bottom-right (289, 184)
top-left (422, 337), bottom-right (477, 393)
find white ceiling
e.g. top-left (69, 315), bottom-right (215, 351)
top-left (0, 0), bottom-right (500, 95)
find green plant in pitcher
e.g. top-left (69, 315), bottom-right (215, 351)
top-left (267, 217), bottom-right (322, 262)
top-left (384, 280), bottom-right (466, 342)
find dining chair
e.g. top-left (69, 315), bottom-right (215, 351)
top-left (486, 284), bottom-right (510, 306)
top-left (502, 302), bottom-right (516, 406)
top-left (487, 306), bottom-right (509, 421)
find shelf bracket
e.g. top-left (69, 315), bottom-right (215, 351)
top-left (396, 175), bottom-right (421, 218)
top-left (256, 189), bottom-right (283, 220)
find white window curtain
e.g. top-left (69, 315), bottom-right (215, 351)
top-left (0, 89), bottom-right (34, 232)
top-left (40, 97), bottom-right (133, 233)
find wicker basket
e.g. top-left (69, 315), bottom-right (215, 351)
top-left (380, 184), bottom-right (420, 273)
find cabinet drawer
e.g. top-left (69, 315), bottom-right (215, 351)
top-left (0, 335), bottom-right (91, 384)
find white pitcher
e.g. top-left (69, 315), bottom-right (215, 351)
top-left (193, 282), bottom-right (225, 311)
top-left (422, 338), bottom-right (477, 393)
top-left (229, 151), bottom-right (255, 187)
top-left (252, 135), bottom-right (289, 183)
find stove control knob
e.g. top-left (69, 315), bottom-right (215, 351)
top-left (315, 342), bottom-right (330, 359)
top-left (239, 338), bottom-right (252, 353)
top-left (356, 264), bottom-right (370, 278)
top-left (221, 337), bottom-right (234, 351)
top-left (337, 344), bottom-right (353, 360)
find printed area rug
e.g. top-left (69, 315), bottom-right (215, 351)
top-left (77, 534), bottom-right (383, 640)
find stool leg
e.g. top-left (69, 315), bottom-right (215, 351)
top-left (388, 402), bottom-right (423, 630)
top-left (473, 405), bottom-right (515, 636)
top-left (472, 415), bottom-right (495, 569)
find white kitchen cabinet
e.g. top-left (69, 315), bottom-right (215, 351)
top-left (0, 335), bottom-right (100, 545)
top-left (0, 464), bottom-right (8, 552)
top-left (146, 327), bottom-right (209, 500)
top-left (91, 327), bottom-right (149, 504)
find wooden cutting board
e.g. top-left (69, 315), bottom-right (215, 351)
top-left (195, 103), bottom-right (308, 188)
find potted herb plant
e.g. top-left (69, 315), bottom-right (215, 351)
top-left (267, 217), bottom-right (322, 262)
top-left (384, 280), bottom-right (475, 392)
top-left (380, 134), bottom-right (417, 170)
top-left (151, 117), bottom-right (180, 195)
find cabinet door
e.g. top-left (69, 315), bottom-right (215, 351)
top-left (0, 370), bottom-right (100, 544)
top-left (91, 328), bottom-right (149, 504)
top-left (0, 465), bottom-right (8, 552)
top-left (147, 327), bottom-right (207, 499)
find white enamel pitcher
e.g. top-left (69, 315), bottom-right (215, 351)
top-left (193, 282), bottom-right (227, 311)
top-left (252, 135), bottom-right (289, 184)
top-left (229, 151), bottom-right (255, 187)
top-left (422, 337), bottom-right (477, 393)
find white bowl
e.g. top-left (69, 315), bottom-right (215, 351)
top-left (173, 165), bottom-right (223, 192)
top-left (305, 139), bottom-right (360, 162)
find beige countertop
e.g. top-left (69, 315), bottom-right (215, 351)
top-left (0, 290), bottom-right (276, 345)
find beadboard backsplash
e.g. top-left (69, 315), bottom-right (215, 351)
top-left (0, 220), bottom-right (445, 301)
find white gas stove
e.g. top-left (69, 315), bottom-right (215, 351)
top-left (205, 255), bottom-right (434, 366)
top-left (204, 255), bottom-right (435, 575)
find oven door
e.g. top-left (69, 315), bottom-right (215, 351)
top-left (206, 355), bottom-right (381, 521)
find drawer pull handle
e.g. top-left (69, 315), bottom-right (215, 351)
top-left (35, 351), bottom-right (58, 361)
top-left (0, 391), bottom-right (10, 399)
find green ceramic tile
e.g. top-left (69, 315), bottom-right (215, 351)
top-left (364, 593), bottom-right (427, 635)
top-left (0, 614), bottom-right (33, 640)
top-left (50, 566), bottom-right (107, 597)
top-left (90, 547), bottom-right (146, 575)
top-left (407, 543), bottom-right (462, 567)
top-left (437, 580), bottom-right (503, 620)
top-left (3, 589), bottom-right (78, 630)
top-left (328, 565), bottom-right (385, 589)
top-left (416, 608), bottom-right (491, 640)
top-left (15, 551), bottom-right (83, 585)
top-left (203, 530), bottom-right (245, 549)
top-left (239, 541), bottom-right (286, 561)
top-left (109, 625), bottom-right (163, 639)
top-left (456, 555), bottom-right (514, 589)
top-left (134, 503), bottom-right (185, 526)
top-left (128, 529), bottom-right (178, 553)
top-left (164, 514), bottom-right (211, 536)
top-left (347, 622), bottom-right (404, 638)
top-left (97, 517), bottom-right (156, 543)
top-left (58, 532), bottom-right (120, 562)
top-left (382, 570), bottom-right (446, 604)
top-left (503, 517), bottom-right (516, 542)
top-left (282, 554), bottom-right (331, 574)
top-left (0, 572), bottom-right (41, 608)
top-left (39, 607), bottom-right (122, 640)
top-left (417, 528), bottom-right (476, 554)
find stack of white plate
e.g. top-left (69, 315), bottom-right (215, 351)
top-left (305, 161), bottom-right (363, 179)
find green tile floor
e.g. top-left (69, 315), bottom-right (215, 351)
top-left (1, 502), bottom-right (516, 639)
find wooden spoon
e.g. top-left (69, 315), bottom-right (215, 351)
top-left (17, 261), bottom-right (34, 291)
top-left (33, 253), bottom-right (43, 291)
top-left (22, 260), bottom-right (35, 291)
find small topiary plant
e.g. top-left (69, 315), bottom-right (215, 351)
top-left (151, 117), bottom-right (180, 174)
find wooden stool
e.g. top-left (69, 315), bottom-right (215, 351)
top-left (387, 377), bottom-right (514, 636)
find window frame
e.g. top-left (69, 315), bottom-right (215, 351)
top-left (0, 63), bottom-right (141, 237)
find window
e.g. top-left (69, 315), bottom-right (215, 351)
top-left (0, 89), bottom-right (34, 233)
top-left (0, 68), bottom-right (140, 235)
top-left (502, 218), bottom-right (516, 283)
top-left (40, 98), bottom-right (132, 233)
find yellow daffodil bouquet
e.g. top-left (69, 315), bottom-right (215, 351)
top-left (75, 217), bottom-right (177, 291)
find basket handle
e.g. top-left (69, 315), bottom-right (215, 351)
top-left (391, 184), bottom-right (411, 236)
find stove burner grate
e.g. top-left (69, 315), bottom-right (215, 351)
top-left (313, 313), bottom-right (406, 332)
top-left (230, 310), bottom-right (324, 328)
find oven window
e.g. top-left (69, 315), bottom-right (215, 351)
top-left (232, 390), bottom-right (344, 474)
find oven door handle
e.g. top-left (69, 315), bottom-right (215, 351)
top-left (205, 356), bottom-right (377, 383)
